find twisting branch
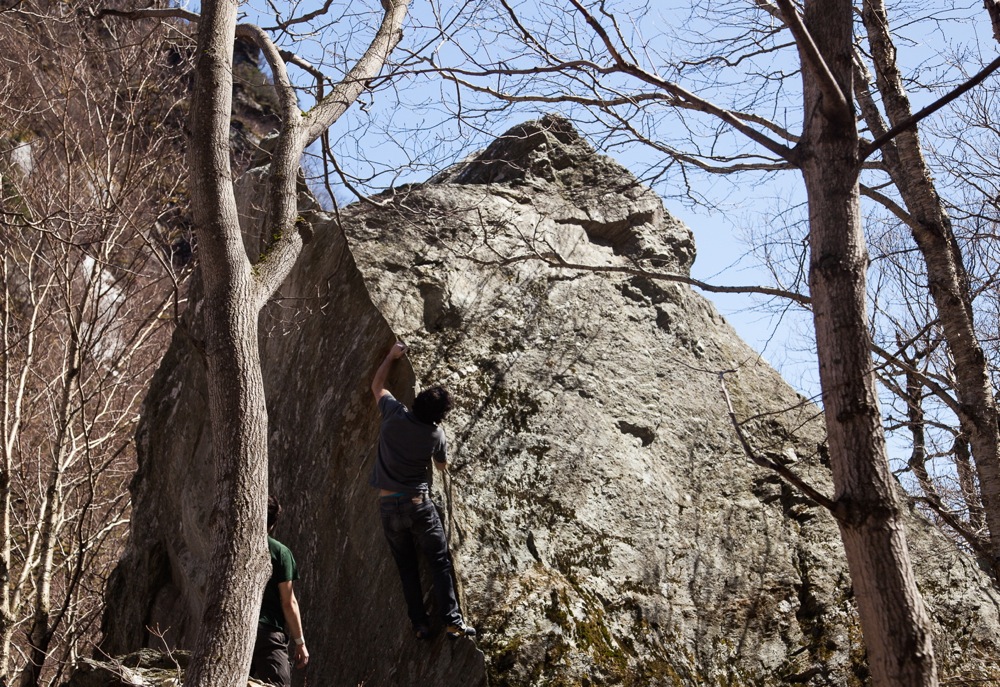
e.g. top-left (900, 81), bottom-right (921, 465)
top-left (278, 50), bottom-right (326, 83)
top-left (324, 147), bottom-right (391, 209)
top-left (773, 0), bottom-right (852, 126)
top-left (460, 247), bottom-right (811, 305)
top-left (251, 0), bottom-right (411, 301)
top-left (911, 495), bottom-right (987, 555)
top-left (861, 54), bottom-right (1000, 160)
top-left (92, 7), bottom-right (200, 23)
top-left (262, 0), bottom-right (336, 32)
top-left (890, 349), bottom-right (987, 555)
top-left (563, 0), bottom-right (796, 163)
top-left (235, 24), bottom-right (299, 123)
top-left (871, 342), bottom-right (964, 422)
top-left (717, 372), bottom-right (841, 516)
top-left (436, 65), bottom-right (802, 164)
top-left (301, 0), bottom-right (411, 146)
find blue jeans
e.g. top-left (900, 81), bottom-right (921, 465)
top-left (379, 493), bottom-right (462, 627)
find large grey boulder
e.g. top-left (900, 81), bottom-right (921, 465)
top-left (102, 115), bottom-right (1000, 686)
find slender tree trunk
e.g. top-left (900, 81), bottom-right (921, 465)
top-left (19, 270), bottom-right (83, 687)
top-left (905, 370), bottom-right (934, 495)
top-left (182, 2), bottom-right (270, 685)
top-left (800, 1), bottom-right (937, 685)
top-left (955, 437), bottom-right (987, 533)
top-left (861, 0), bottom-right (1000, 578)
top-left (19, 473), bottom-right (57, 687)
top-left (0, 255), bottom-right (16, 683)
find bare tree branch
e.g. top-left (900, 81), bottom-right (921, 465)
top-left (261, 0), bottom-right (335, 33)
top-left (300, 0), bottom-right (411, 146)
top-left (862, 54), bottom-right (1000, 160)
top-left (717, 372), bottom-right (840, 515)
top-left (860, 184), bottom-right (919, 231)
top-left (278, 50), bottom-right (325, 84)
top-left (252, 0), bottom-right (411, 301)
top-left (871, 342), bottom-right (963, 423)
top-left (92, 7), bottom-right (200, 23)
top-left (235, 24), bottom-right (299, 124)
top-left (460, 248), bottom-right (812, 305)
top-left (564, 0), bottom-right (798, 162)
top-left (773, 0), bottom-right (851, 125)
top-left (912, 496), bottom-right (988, 556)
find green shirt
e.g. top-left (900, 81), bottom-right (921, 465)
top-left (258, 536), bottom-right (299, 633)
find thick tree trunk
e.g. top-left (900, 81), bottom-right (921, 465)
top-left (182, 2), bottom-right (270, 686)
top-left (173, 2), bottom-right (410, 684)
top-left (861, 0), bottom-right (1000, 578)
top-left (800, 1), bottom-right (937, 685)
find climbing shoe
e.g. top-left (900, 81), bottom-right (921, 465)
top-left (445, 621), bottom-right (476, 640)
top-left (414, 623), bottom-right (432, 640)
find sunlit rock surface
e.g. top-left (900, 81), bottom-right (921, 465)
top-left (102, 116), bottom-right (1000, 686)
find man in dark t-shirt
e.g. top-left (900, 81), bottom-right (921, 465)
top-left (370, 342), bottom-right (475, 640)
top-left (250, 496), bottom-right (309, 686)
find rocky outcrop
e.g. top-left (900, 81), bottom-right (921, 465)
top-left (102, 115), bottom-right (1000, 686)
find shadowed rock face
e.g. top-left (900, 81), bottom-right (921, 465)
top-left (103, 116), bottom-right (1000, 686)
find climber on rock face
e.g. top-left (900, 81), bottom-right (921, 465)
top-left (250, 496), bottom-right (309, 686)
top-left (370, 341), bottom-right (476, 641)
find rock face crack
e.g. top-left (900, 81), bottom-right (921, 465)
top-left (555, 211), bottom-right (657, 257)
top-left (617, 420), bottom-right (656, 447)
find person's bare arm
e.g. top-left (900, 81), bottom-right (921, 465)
top-left (371, 342), bottom-right (407, 402)
top-left (278, 581), bottom-right (309, 669)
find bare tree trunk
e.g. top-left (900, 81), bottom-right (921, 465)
top-left (0, 5), bottom-right (195, 679)
top-left (182, 2), bottom-right (270, 686)
top-left (905, 369), bottom-right (934, 495)
top-left (860, 0), bottom-right (1000, 579)
top-left (19, 474), bottom-right (57, 687)
top-left (800, 1), bottom-right (938, 685)
top-left (955, 437), bottom-right (987, 532)
top-left (173, 1), bottom-right (409, 683)
top-left (0, 253), bottom-right (22, 683)
top-left (19, 272), bottom-right (83, 687)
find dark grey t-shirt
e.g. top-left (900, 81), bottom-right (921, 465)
top-left (370, 393), bottom-right (447, 494)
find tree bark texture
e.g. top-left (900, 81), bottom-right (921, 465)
top-left (0, 258), bottom-right (15, 681)
top-left (18, 472), bottom-right (59, 687)
top-left (19, 281), bottom-right (83, 687)
top-left (175, 2), bottom-right (411, 683)
top-left (182, 2), bottom-right (271, 686)
top-left (800, 1), bottom-right (938, 685)
top-left (861, 0), bottom-right (1000, 578)
top-left (956, 437), bottom-right (987, 532)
